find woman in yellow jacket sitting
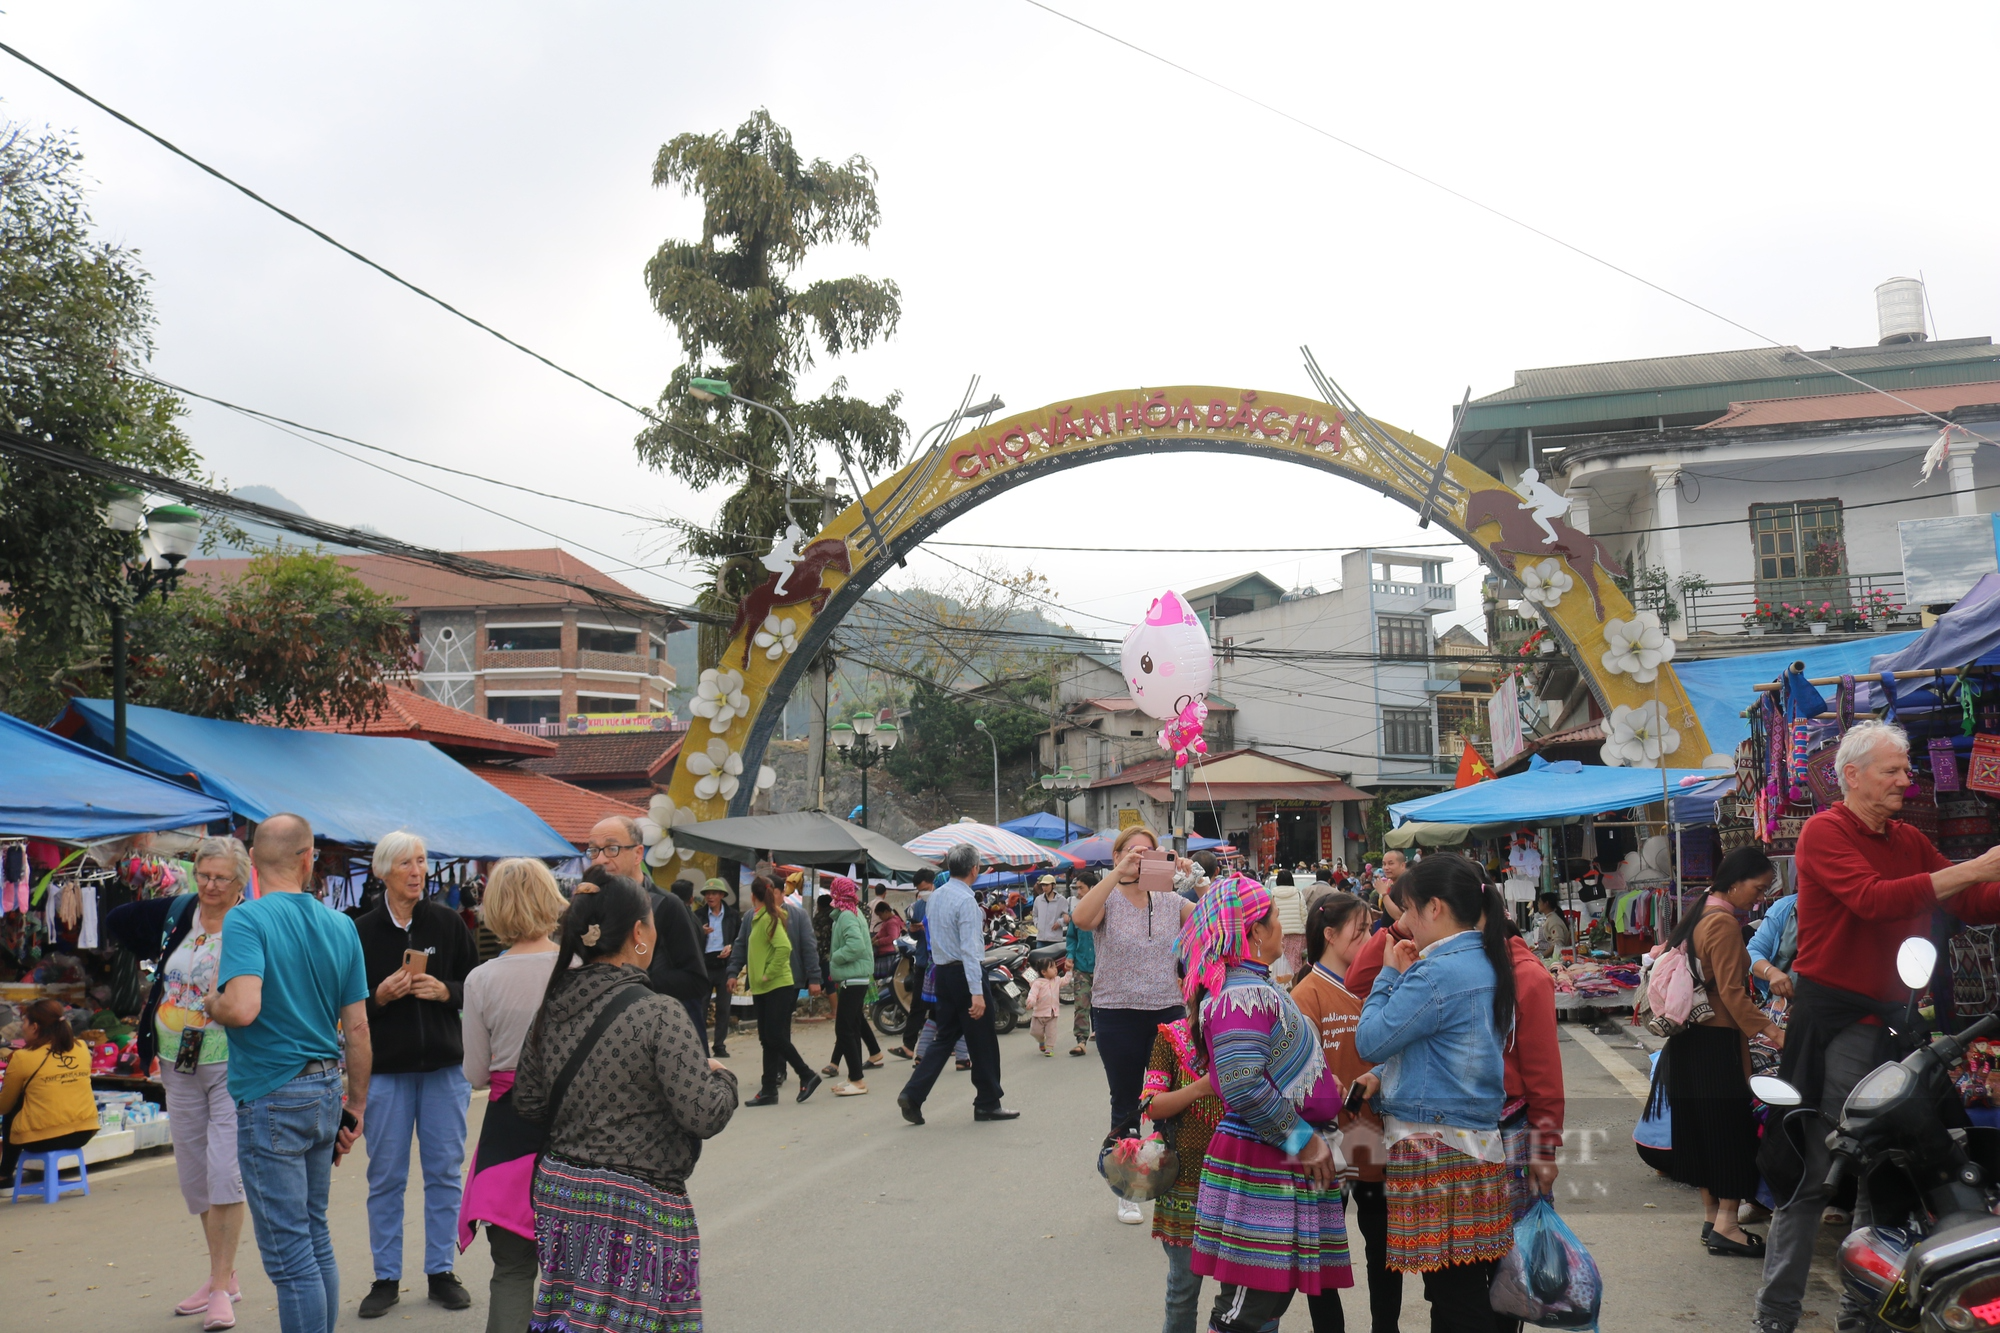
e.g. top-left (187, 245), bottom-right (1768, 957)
top-left (0, 999), bottom-right (99, 1179)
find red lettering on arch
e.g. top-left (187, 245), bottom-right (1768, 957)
top-left (1288, 413), bottom-right (1321, 442)
top-left (948, 447), bottom-right (983, 479)
top-left (1226, 405), bottom-right (1258, 430)
top-left (977, 436), bottom-right (1005, 469)
top-left (998, 427), bottom-right (1031, 458)
top-left (1206, 400), bottom-right (1230, 428)
top-left (1256, 408), bottom-right (1287, 438)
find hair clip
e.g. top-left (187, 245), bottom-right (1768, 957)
top-left (581, 923), bottom-right (602, 947)
top-left (573, 883), bottom-right (600, 895)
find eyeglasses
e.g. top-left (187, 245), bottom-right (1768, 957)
top-left (585, 842), bottom-right (638, 859)
top-left (195, 873), bottom-right (239, 887)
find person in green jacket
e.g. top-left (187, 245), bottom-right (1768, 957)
top-left (743, 874), bottom-right (816, 1107)
top-left (824, 876), bottom-right (878, 1096)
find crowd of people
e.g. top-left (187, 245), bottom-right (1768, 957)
top-left (14, 719), bottom-right (1999, 1333)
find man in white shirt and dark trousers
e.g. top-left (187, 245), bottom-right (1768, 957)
top-left (897, 844), bottom-right (1016, 1125)
top-left (1031, 874), bottom-right (1069, 944)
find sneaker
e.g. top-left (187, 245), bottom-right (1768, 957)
top-left (202, 1290), bottom-right (236, 1332)
top-left (1750, 1318), bottom-right (1795, 1333)
top-left (1823, 1207), bottom-right (1851, 1226)
top-left (1117, 1197), bottom-right (1145, 1225)
top-left (176, 1276), bottom-right (240, 1317)
top-left (427, 1272), bottom-right (472, 1310)
top-left (713, 1044), bottom-right (729, 1058)
top-left (358, 1280), bottom-right (401, 1319)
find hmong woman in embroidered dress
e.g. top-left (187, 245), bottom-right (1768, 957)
top-left (516, 876), bottom-right (738, 1333)
top-left (1179, 875), bottom-right (1351, 1333)
top-left (1354, 854), bottom-right (1516, 1333)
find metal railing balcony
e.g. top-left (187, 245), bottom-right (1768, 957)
top-left (1682, 572), bottom-right (1912, 637)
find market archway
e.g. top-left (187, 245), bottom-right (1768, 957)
top-left (658, 384), bottom-right (1713, 834)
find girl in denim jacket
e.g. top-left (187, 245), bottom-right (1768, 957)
top-left (1355, 854), bottom-right (1517, 1332)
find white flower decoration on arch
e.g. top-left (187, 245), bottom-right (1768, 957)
top-left (1520, 558), bottom-right (1573, 609)
top-left (1599, 701), bottom-right (1682, 768)
top-left (753, 614), bottom-right (798, 662)
top-left (1600, 610), bottom-right (1676, 683)
top-left (689, 667), bottom-right (749, 733)
top-left (684, 738), bottom-right (745, 802)
top-left (647, 792), bottom-right (698, 862)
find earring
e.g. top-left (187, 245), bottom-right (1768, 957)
top-left (636, 943), bottom-right (650, 956)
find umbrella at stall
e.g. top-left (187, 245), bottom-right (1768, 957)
top-left (671, 810), bottom-right (936, 874)
top-left (905, 819), bottom-right (1060, 869)
top-left (1057, 834), bottom-right (1119, 867)
top-left (999, 811), bottom-right (1092, 845)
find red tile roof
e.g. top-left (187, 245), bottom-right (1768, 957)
top-left (520, 731), bottom-right (684, 782)
top-left (469, 765), bottom-right (645, 846)
top-left (298, 685), bottom-right (556, 757)
top-left (1700, 379), bottom-right (2000, 431)
top-left (185, 548), bottom-right (655, 613)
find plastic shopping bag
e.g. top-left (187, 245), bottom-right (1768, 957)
top-left (1488, 1196), bottom-right (1602, 1329)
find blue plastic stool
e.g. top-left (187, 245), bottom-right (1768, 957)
top-left (11, 1147), bottom-right (89, 1203)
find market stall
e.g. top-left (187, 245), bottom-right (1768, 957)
top-left (0, 712), bottom-right (236, 1169)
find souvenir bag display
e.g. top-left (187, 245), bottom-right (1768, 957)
top-left (1969, 735), bottom-right (2000, 798)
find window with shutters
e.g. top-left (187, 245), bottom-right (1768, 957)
top-left (1377, 615), bottom-right (1430, 661)
top-left (1382, 707), bottom-right (1434, 758)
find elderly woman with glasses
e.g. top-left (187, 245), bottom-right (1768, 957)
top-left (353, 830), bottom-right (480, 1319)
top-left (106, 836), bottom-right (256, 1330)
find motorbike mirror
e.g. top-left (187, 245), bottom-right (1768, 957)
top-left (1750, 1076), bottom-right (1803, 1108)
top-left (1896, 937), bottom-right (1938, 991)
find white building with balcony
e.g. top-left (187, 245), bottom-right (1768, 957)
top-left (1458, 285), bottom-right (2000, 644)
top-left (1196, 549), bottom-right (1460, 790)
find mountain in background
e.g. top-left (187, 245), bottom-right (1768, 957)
top-left (203, 486), bottom-right (366, 558)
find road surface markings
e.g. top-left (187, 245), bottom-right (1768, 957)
top-left (1566, 1025), bottom-right (1653, 1100)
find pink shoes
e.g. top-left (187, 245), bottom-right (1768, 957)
top-left (203, 1290), bottom-right (237, 1331)
top-left (175, 1274), bottom-right (240, 1318)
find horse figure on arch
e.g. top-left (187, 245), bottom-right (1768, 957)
top-left (1462, 488), bottom-right (1626, 619)
top-left (727, 537), bottom-right (852, 667)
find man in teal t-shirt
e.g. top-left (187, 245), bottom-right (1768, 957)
top-left (211, 814), bottom-right (371, 1333)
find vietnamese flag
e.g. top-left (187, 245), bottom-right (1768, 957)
top-left (1455, 739), bottom-right (1494, 788)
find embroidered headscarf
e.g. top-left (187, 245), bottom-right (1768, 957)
top-left (829, 875), bottom-right (861, 914)
top-left (1175, 873), bottom-right (1273, 1007)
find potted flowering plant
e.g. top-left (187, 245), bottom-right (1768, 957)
top-left (1862, 588), bottom-right (1902, 631)
top-left (1742, 602), bottom-right (1776, 636)
top-left (1806, 600), bottom-right (1834, 635)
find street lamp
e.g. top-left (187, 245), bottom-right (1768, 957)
top-left (101, 494), bottom-right (203, 760)
top-left (831, 708), bottom-right (899, 828)
top-left (687, 376), bottom-right (890, 562)
top-left (972, 718), bottom-right (1000, 823)
top-left (1039, 764), bottom-right (1088, 840)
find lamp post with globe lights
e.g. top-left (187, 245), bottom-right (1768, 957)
top-left (101, 490), bottom-right (203, 760)
top-left (831, 708), bottom-right (899, 828)
top-left (1039, 765), bottom-right (1088, 841)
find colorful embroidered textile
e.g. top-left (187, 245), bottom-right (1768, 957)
top-left (1383, 1135), bottom-right (1514, 1274)
top-left (531, 1156), bottom-right (702, 1333)
top-left (1191, 1125), bottom-right (1352, 1293)
top-left (1144, 1019), bottom-right (1224, 1247)
top-left (1176, 873), bottom-right (1273, 1007)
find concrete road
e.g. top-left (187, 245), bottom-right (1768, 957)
top-left (0, 1011), bottom-right (1849, 1331)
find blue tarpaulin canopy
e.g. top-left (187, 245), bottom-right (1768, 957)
top-left (1674, 632), bottom-right (1921, 754)
top-left (1388, 757), bottom-right (1732, 828)
top-left (0, 711), bottom-right (231, 840)
top-left (1859, 572), bottom-right (2000, 711)
top-left (58, 700), bottom-right (575, 860)
top-left (998, 811), bottom-right (1092, 844)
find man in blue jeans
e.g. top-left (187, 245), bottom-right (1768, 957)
top-left (210, 813), bottom-right (371, 1333)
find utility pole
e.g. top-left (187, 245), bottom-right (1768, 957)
top-left (803, 479), bottom-right (839, 811)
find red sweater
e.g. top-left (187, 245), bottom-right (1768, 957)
top-left (1504, 935), bottom-right (1565, 1161)
top-left (1794, 802), bottom-right (2000, 1003)
top-left (1346, 922), bottom-right (1563, 1159)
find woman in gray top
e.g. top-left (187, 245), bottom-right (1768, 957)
top-left (516, 875), bottom-right (737, 1332)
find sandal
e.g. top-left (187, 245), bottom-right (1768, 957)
top-left (821, 1063), bottom-right (840, 1078)
top-left (1069, 1044), bottom-right (1088, 1056)
top-left (834, 1081), bottom-right (869, 1096)
top-left (864, 1054), bottom-right (884, 1068)
top-left (956, 1059), bottom-right (973, 1071)
top-left (888, 1046), bottom-right (914, 1060)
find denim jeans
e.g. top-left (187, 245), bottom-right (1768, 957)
top-left (1163, 1241), bottom-right (1203, 1333)
top-left (236, 1068), bottom-right (343, 1333)
top-left (363, 1066), bottom-right (470, 1280)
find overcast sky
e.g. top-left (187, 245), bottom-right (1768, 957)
top-left (8, 0), bottom-right (1998, 640)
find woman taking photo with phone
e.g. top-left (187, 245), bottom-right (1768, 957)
top-left (1070, 823), bottom-right (1197, 1225)
top-left (1355, 854), bottom-right (1516, 1331)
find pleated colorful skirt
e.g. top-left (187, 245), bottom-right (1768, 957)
top-left (531, 1156), bottom-right (702, 1333)
top-left (1384, 1135), bottom-right (1514, 1274)
top-left (1191, 1122), bottom-right (1352, 1295)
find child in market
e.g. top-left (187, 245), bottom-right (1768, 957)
top-left (1027, 960), bottom-right (1066, 1056)
top-left (1142, 1017), bottom-right (1224, 1333)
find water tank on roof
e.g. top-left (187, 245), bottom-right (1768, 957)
top-left (1876, 277), bottom-right (1928, 345)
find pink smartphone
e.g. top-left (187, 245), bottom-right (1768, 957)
top-left (1135, 849), bottom-right (1176, 894)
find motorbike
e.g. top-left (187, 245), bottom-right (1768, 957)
top-left (866, 935), bottom-right (1034, 1038)
top-left (869, 934), bottom-right (920, 1037)
top-left (1754, 937), bottom-right (2000, 1333)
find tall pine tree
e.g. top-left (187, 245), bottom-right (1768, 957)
top-left (639, 110), bottom-right (905, 663)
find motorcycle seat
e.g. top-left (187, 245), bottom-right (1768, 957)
top-left (1027, 942), bottom-right (1068, 966)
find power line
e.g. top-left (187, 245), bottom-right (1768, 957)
top-left (929, 538), bottom-right (1469, 553)
top-left (1018, 1), bottom-right (2000, 453)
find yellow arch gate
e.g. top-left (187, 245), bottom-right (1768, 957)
top-left (656, 384), bottom-right (1711, 842)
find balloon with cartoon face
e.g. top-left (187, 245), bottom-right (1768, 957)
top-left (1121, 589), bottom-right (1215, 722)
